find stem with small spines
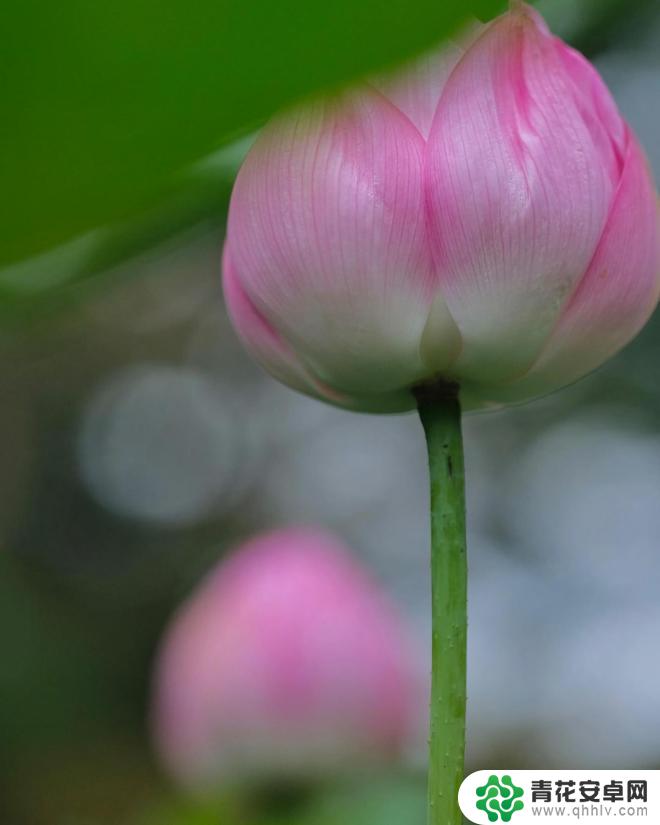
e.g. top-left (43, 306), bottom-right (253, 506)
top-left (416, 384), bottom-right (467, 825)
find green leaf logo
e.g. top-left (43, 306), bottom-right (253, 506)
top-left (476, 775), bottom-right (525, 822)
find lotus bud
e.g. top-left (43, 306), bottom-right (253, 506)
top-left (152, 528), bottom-right (419, 793)
top-left (223, 3), bottom-right (659, 412)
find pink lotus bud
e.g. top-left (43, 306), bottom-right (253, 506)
top-left (223, 4), bottom-right (659, 412)
top-left (151, 528), bottom-right (419, 793)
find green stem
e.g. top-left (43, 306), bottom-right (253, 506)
top-left (417, 386), bottom-right (467, 825)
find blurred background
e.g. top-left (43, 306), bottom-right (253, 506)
top-left (1, 0), bottom-right (659, 822)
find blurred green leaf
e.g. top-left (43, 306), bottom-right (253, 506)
top-left (293, 776), bottom-right (426, 825)
top-left (0, 139), bottom-right (251, 319)
top-left (1, 0), bottom-right (503, 268)
top-left (135, 801), bottom-right (227, 825)
top-left (132, 776), bottom-right (426, 825)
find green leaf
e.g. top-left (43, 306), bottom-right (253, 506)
top-left (130, 776), bottom-right (426, 825)
top-left (0, 139), bottom-right (251, 320)
top-left (292, 776), bottom-right (426, 825)
top-left (1, 0), bottom-right (504, 268)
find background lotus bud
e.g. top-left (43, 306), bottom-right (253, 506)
top-left (223, 3), bottom-right (659, 413)
top-left (152, 528), bottom-right (420, 794)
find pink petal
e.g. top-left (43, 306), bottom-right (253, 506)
top-left (553, 37), bottom-right (626, 188)
top-left (222, 247), bottom-right (327, 400)
top-left (492, 130), bottom-right (659, 403)
top-left (371, 41), bottom-right (466, 139)
top-left (371, 22), bottom-right (486, 139)
top-left (426, 6), bottom-right (622, 385)
top-left (223, 247), bottom-right (424, 413)
top-left (225, 88), bottom-right (442, 398)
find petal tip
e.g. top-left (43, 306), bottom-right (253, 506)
top-left (507, 0), bottom-right (546, 27)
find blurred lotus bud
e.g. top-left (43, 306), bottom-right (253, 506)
top-left (152, 528), bottom-right (420, 793)
top-left (223, 3), bottom-right (659, 412)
